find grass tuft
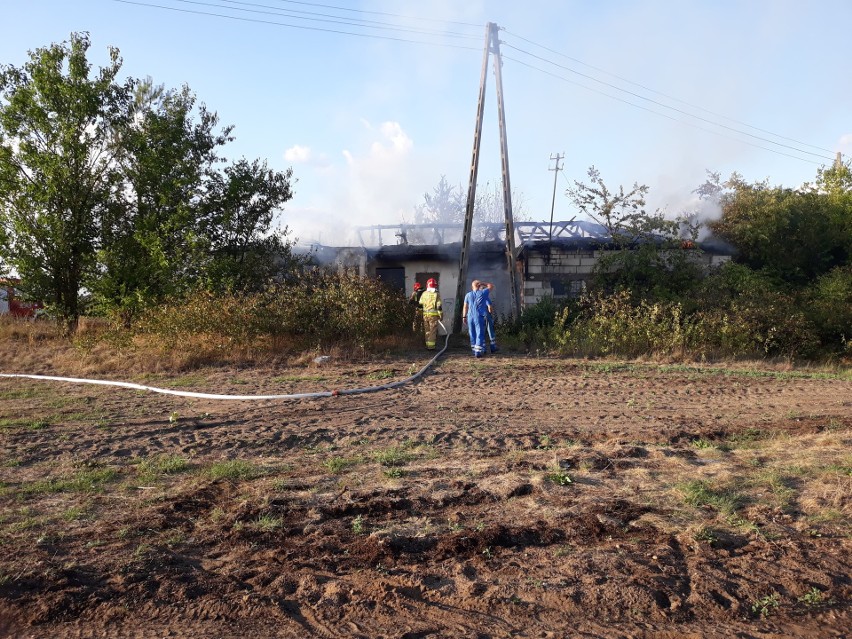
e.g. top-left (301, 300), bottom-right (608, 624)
top-left (205, 460), bottom-right (266, 481)
top-left (679, 480), bottom-right (743, 515)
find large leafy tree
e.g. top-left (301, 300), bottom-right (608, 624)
top-left (709, 167), bottom-right (851, 284)
top-left (96, 85), bottom-right (297, 320)
top-left (200, 158), bottom-right (298, 292)
top-left (95, 84), bottom-right (233, 320)
top-left (0, 33), bottom-right (133, 329)
top-left (1, 34), bottom-right (297, 328)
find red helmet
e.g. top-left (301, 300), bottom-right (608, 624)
top-left (413, 282), bottom-right (422, 291)
top-left (426, 278), bottom-right (437, 288)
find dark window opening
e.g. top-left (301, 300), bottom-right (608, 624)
top-left (376, 267), bottom-right (406, 293)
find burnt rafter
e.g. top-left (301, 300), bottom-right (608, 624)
top-left (354, 221), bottom-right (609, 248)
top-left (515, 220), bottom-right (609, 242)
top-left (355, 222), bottom-right (506, 248)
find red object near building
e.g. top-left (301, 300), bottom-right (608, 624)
top-left (0, 279), bottom-right (44, 318)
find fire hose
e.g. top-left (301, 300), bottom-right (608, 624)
top-left (0, 321), bottom-right (451, 401)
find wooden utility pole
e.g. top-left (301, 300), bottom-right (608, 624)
top-left (454, 23), bottom-right (491, 334)
top-left (454, 22), bottom-right (521, 334)
top-left (491, 23), bottom-right (521, 321)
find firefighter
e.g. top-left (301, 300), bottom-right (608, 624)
top-left (408, 281), bottom-right (424, 332)
top-left (419, 278), bottom-right (442, 350)
top-left (462, 279), bottom-right (491, 357)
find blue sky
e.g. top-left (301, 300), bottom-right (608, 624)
top-left (3, 0), bottom-right (851, 245)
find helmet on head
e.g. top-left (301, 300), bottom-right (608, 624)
top-left (413, 282), bottom-right (422, 291)
top-left (427, 278), bottom-right (437, 288)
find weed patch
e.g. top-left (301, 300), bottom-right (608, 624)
top-left (21, 468), bottom-right (119, 496)
top-left (751, 592), bottom-right (780, 618)
top-left (138, 455), bottom-right (191, 481)
top-left (679, 480), bottom-right (743, 515)
top-left (373, 446), bottom-right (416, 468)
top-left (323, 455), bottom-right (362, 474)
top-left (545, 469), bottom-right (573, 486)
top-left (204, 460), bottom-right (266, 481)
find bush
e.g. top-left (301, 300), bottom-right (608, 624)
top-left (498, 296), bottom-right (566, 349)
top-left (553, 286), bottom-right (823, 360)
top-left (554, 291), bottom-right (701, 358)
top-left (131, 270), bottom-right (416, 353)
top-left (806, 266), bottom-right (852, 354)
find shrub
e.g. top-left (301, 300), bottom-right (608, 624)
top-left (806, 266), bottom-right (852, 354)
top-left (131, 270), bottom-right (416, 353)
top-left (498, 296), bottom-right (566, 349)
top-left (552, 280), bottom-right (824, 360)
top-left (554, 291), bottom-right (704, 358)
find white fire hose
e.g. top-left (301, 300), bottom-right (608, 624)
top-left (0, 322), bottom-right (451, 401)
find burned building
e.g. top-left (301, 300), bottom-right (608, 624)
top-left (515, 221), bottom-right (732, 306)
top-left (298, 221), bottom-right (732, 332)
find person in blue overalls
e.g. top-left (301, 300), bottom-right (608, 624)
top-left (462, 279), bottom-right (491, 358)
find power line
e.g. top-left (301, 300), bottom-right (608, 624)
top-left (501, 54), bottom-right (826, 166)
top-left (261, 0), bottom-right (481, 27)
top-left (502, 28), bottom-right (834, 155)
top-left (110, 0), bottom-right (481, 50)
top-left (500, 41), bottom-right (834, 163)
top-left (174, 0), bottom-right (480, 39)
top-left (105, 4), bottom-right (834, 168)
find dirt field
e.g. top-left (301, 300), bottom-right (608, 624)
top-left (0, 345), bottom-right (850, 638)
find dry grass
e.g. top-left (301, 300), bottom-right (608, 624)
top-left (0, 314), bottom-right (423, 377)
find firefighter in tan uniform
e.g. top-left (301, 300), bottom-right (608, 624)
top-left (418, 278), bottom-right (442, 350)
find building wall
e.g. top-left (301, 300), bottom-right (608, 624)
top-left (400, 260), bottom-right (460, 333)
top-left (357, 258), bottom-right (515, 334)
top-left (400, 261), bottom-right (515, 334)
top-left (521, 247), bottom-right (730, 306)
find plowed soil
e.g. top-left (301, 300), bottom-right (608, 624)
top-left (0, 348), bottom-right (850, 638)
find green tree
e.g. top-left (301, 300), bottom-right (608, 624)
top-left (710, 172), bottom-right (851, 283)
top-left (567, 166), bottom-right (702, 300)
top-left (0, 32), bottom-right (133, 329)
top-left (94, 84), bottom-right (232, 320)
top-left (201, 158), bottom-right (298, 292)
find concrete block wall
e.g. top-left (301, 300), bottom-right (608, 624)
top-left (522, 248), bottom-right (600, 306)
top-left (521, 247), bottom-right (732, 308)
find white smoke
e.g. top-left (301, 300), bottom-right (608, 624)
top-left (280, 120), bottom-right (418, 246)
